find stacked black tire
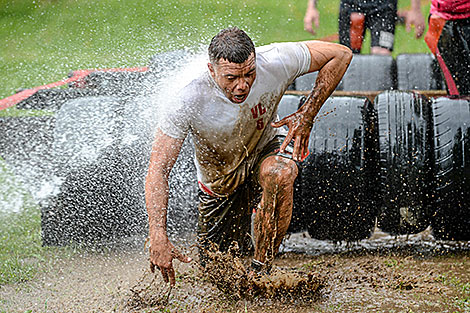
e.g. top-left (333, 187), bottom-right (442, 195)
top-left (300, 96), bottom-right (379, 241)
top-left (376, 92), bottom-right (435, 235)
top-left (431, 97), bottom-right (470, 240)
top-left (39, 93), bottom-right (198, 246)
top-left (285, 92), bottom-right (470, 242)
top-left (3, 50), bottom-right (199, 246)
top-left (289, 53), bottom-right (467, 242)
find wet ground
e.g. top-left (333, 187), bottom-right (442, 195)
top-left (1, 228), bottom-right (469, 312)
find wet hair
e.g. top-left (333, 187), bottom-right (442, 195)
top-left (208, 27), bottom-right (255, 64)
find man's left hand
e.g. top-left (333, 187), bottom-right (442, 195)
top-left (271, 112), bottom-right (313, 161)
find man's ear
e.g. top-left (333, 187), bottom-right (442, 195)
top-left (208, 62), bottom-right (215, 79)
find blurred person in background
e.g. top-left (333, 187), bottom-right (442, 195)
top-left (304, 0), bottom-right (425, 54)
top-left (424, 0), bottom-right (470, 95)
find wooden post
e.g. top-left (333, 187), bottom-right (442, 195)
top-left (284, 90), bottom-right (448, 102)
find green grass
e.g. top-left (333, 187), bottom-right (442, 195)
top-left (435, 271), bottom-right (470, 311)
top-left (0, 160), bottom-right (43, 285)
top-left (0, 0), bottom-right (430, 100)
top-left (0, 206), bottom-right (42, 285)
top-left (0, 107), bottom-right (54, 117)
top-left (0, 160), bottom-right (74, 286)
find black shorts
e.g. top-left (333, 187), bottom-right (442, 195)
top-left (197, 135), bottom-right (296, 256)
top-left (339, 0), bottom-right (397, 52)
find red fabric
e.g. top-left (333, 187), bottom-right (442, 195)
top-left (350, 13), bottom-right (365, 51)
top-left (431, 0), bottom-right (470, 20)
top-left (435, 47), bottom-right (459, 95)
top-left (198, 181), bottom-right (215, 196)
top-left (0, 67), bottom-right (148, 111)
top-left (424, 15), bottom-right (446, 54)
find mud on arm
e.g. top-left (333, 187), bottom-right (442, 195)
top-left (273, 40), bottom-right (352, 160)
top-left (145, 129), bottom-right (191, 286)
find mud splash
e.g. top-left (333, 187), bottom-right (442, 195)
top-left (115, 229), bottom-right (470, 312)
top-left (125, 243), bottom-right (324, 310)
top-left (202, 243), bottom-right (325, 301)
top-left (126, 270), bottom-right (173, 310)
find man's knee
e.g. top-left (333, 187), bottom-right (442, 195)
top-left (259, 156), bottom-right (298, 188)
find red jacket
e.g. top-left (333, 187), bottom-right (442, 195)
top-left (430, 0), bottom-right (470, 20)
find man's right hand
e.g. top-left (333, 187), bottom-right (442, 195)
top-left (149, 232), bottom-right (192, 286)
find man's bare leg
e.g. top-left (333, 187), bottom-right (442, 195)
top-left (253, 155), bottom-right (298, 269)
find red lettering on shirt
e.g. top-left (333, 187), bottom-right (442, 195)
top-left (251, 103), bottom-right (267, 130)
top-left (251, 103), bottom-right (266, 119)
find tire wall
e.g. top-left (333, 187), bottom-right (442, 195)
top-left (431, 97), bottom-right (470, 240)
top-left (336, 55), bottom-right (396, 91)
top-left (376, 91), bottom-right (435, 235)
top-left (41, 96), bottom-right (139, 245)
top-left (294, 55), bottom-right (396, 92)
top-left (396, 54), bottom-right (445, 91)
top-left (303, 96), bottom-right (379, 241)
top-left (276, 95), bottom-right (305, 233)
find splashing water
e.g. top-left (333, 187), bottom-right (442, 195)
top-left (0, 48), bottom-right (209, 245)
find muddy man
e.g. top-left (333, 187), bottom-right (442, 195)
top-left (145, 27), bottom-right (352, 285)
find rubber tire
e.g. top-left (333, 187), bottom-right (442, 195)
top-left (15, 88), bottom-right (105, 111)
top-left (294, 72), bottom-right (318, 91)
top-left (376, 91), bottom-right (435, 235)
top-left (295, 55), bottom-right (396, 92)
top-left (276, 95), bottom-right (306, 233)
top-left (431, 97), bottom-right (470, 241)
top-left (79, 71), bottom-right (147, 97)
top-left (336, 55), bottom-right (397, 91)
top-left (0, 116), bottom-right (56, 200)
top-left (41, 145), bottom-right (150, 245)
top-left (304, 96), bottom-right (380, 241)
top-left (396, 54), bottom-right (444, 91)
top-left (41, 96), bottom-right (128, 245)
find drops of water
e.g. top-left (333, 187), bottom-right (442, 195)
top-left (0, 48), bottom-right (209, 246)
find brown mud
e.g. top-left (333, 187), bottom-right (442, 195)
top-left (1, 230), bottom-right (470, 312)
top-left (201, 243), bottom-right (324, 302)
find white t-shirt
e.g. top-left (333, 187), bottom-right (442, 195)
top-left (159, 42), bottom-right (311, 196)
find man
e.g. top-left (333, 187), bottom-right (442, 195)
top-left (304, 0), bottom-right (425, 54)
top-left (424, 0), bottom-right (470, 95)
top-left (145, 27), bottom-right (352, 286)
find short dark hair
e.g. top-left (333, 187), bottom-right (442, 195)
top-left (208, 27), bottom-right (255, 64)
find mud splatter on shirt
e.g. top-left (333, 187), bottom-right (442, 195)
top-left (159, 42), bottom-right (311, 196)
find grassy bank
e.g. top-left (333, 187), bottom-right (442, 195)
top-left (0, 159), bottom-right (75, 286)
top-left (0, 160), bottom-right (42, 285)
top-left (0, 206), bottom-right (42, 285)
top-left (1, 0), bottom-right (430, 99)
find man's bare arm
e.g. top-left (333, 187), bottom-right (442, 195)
top-left (301, 40), bottom-right (352, 121)
top-left (273, 40), bottom-right (352, 160)
top-left (145, 129), bottom-right (191, 286)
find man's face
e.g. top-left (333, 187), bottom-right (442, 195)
top-left (208, 53), bottom-right (256, 104)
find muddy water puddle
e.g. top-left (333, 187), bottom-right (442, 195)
top-left (123, 228), bottom-right (470, 312)
top-left (1, 229), bottom-right (469, 312)
top-left (282, 227), bottom-right (470, 257)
